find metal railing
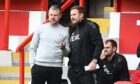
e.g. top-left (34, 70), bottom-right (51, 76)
top-left (4, 0), bottom-right (10, 50)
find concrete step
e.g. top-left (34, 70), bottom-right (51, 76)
top-left (12, 52), bottom-right (29, 59)
top-left (12, 52), bottom-right (29, 66)
top-left (0, 50), bottom-right (12, 66)
top-left (0, 80), bottom-right (28, 84)
top-left (0, 66), bottom-right (30, 73)
top-left (0, 66), bottom-right (69, 81)
top-left (104, 7), bottom-right (114, 12)
top-left (0, 66), bottom-right (31, 80)
top-left (104, 7), bottom-right (115, 18)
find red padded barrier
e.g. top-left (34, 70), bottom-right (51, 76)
top-left (114, 81), bottom-right (131, 84)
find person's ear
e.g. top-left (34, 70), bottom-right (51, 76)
top-left (113, 47), bottom-right (117, 52)
top-left (80, 13), bottom-right (84, 19)
top-left (59, 13), bottom-right (62, 19)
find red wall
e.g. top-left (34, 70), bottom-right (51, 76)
top-left (117, 0), bottom-right (140, 12)
top-left (119, 13), bottom-right (140, 54)
top-left (0, 0), bottom-right (48, 50)
top-left (0, 11), bottom-right (29, 49)
top-left (0, 0), bottom-right (47, 11)
top-left (0, 12), bottom-right (5, 49)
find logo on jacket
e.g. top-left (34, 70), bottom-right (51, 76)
top-left (70, 33), bottom-right (80, 42)
top-left (103, 65), bottom-right (112, 74)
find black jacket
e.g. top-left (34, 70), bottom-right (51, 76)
top-left (136, 42), bottom-right (140, 70)
top-left (97, 53), bottom-right (130, 84)
top-left (137, 42), bottom-right (140, 57)
top-left (68, 19), bottom-right (103, 67)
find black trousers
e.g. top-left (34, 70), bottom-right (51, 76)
top-left (31, 64), bottom-right (62, 84)
top-left (68, 66), bottom-right (95, 84)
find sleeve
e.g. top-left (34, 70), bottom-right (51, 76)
top-left (62, 32), bottom-right (70, 57)
top-left (111, 55), bottom-right (130, 81)
top-left (113, 56), bottom-right (128, 74)
top-left (65, 33), bottom-right (70, 53)
top-left (88, 22), bottom-right (104, 61)
top-left (29, 29), bottom-right (40, 68)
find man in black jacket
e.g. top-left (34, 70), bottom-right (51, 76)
top-left (97, 39), bottom-right (130, 84)
top-left (67, 6), bottom-right (103, 84)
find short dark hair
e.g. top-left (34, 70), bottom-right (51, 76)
top-left (49, 5), bottom-right (61, 14)
top-left (105, 39), bottom-right (117, 51)
top-left (70, 5), bottom-right (85, 14)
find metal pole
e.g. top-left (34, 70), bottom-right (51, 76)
top-left (79, 0), bottom-right (85, 8)
top-left (114, 0), bottom-right (120, 12)
top-left (4, 0), bottom-right (10, 50)
top-left (20, 49), bottom-right (24, 84)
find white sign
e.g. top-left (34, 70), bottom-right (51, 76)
top-left (136, 20), bottom-right (140, 26)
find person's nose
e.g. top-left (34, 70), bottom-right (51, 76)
top-left (52, 15), bottom-right (55, 18)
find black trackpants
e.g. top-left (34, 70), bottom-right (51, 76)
top-left (31, 64), bottom-right (62, 84)
top-left (68, 66), bottom-right (95, 84)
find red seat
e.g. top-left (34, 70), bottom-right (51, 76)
top-left (114, 81), bottom-right (132, 84)
top-left (131, 70), bottom-right (140, 84)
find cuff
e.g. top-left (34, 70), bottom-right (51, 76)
top-left (92, 59), bottom-right (97, 63)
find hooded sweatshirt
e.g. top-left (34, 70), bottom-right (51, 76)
top-left (29, 23), bottom-right (69, 68)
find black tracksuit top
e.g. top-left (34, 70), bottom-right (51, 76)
top-left (97, 53), bottom-right (130, 84)
top-left (68, 19), bottom-right (103, 67)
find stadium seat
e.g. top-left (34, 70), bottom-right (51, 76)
top-left (131, 70), bottom-right (140, 84)
top-left (114, 81), bottom-right (131, 84)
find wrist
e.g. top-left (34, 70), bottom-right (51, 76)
top-left (92, 59), bottom-right (97, 63)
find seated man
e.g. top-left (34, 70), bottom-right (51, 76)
top-left (97, 39), bottom-right (130, 84)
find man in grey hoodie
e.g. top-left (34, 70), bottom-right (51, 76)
top-left (29, 5), bottom-right (69, 84)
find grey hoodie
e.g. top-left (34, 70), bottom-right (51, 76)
top-left (29, 23), bottom-right (69, 68)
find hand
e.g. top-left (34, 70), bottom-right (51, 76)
top-left (100, 49), bottom-right (106, 60)
top-left (59, 42), bottom-right (65, 49)
top-left (88, 61), bottom-right (97, 71)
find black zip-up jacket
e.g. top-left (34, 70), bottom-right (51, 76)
top-left (68, 19), bottom-right (103, 67)
top-left (136, 42), bottom-right (140, 69)
top-left (97, 53), bottom-right (130, 84)
top-left (137, 42), bottom-right (140, 57)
